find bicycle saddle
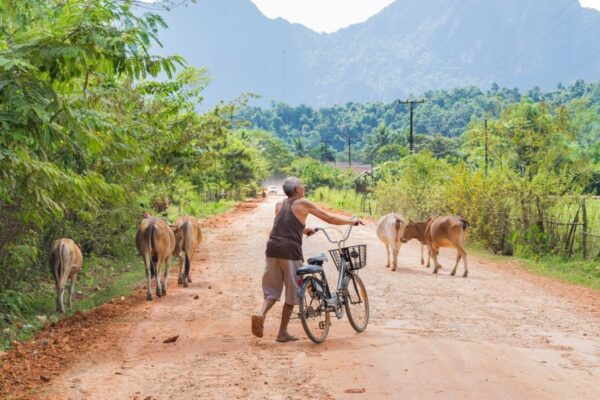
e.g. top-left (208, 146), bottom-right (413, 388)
top-left (307, 253), bottom-right (328, 265)
top-left (296, 265), bottom-right (323, 275)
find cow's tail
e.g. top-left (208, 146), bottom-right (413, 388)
top-left (58, 242), bottom-right (70, 288)
top-left (149, 223), bottom-right (156, 278)
top-left (184, 252), bottom-right (191, 281)
top-left (394, 216), bottom-right (404, 235)
top-left (183, 221), bottom-right (193, 280)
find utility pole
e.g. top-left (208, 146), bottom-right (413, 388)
top-left (396, 99), bottom-right (424, 153)
top-left (321, 139), bottom-right (330, 163)
top-left (484, 119), bottom-right (488, 178)
top-left (347, 135), bottom-right (351, 167)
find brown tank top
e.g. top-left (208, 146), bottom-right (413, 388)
top-left (265, 198), bottom-right (305, 260)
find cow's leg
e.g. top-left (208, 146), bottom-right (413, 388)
top-left (391, 241), bottom-right (400, 271)
top-left (450, 251), bottom-right (461, 276)
top-left (162, 256), bottom-right (170, 295)
top-left (55, 284), bottom-right (62, 312)
top-left (460, 247), bottom-right (468, 277)
top-left (426, 246), bottom-right (432, 268)
top-left (384, 243), bottom-right (390, 268)
top-left (431, 247), bottom-right (442, 274)
top-left (144, 254), bottom-right (153, 301)
top-left (155, 257), bottom-right (163, 297)
top-left (177, 255), bottom-right (184, 285)
top-left (420, 244), bottom-right (424, 266)
top-left (58, 286), bottom-right (66, 313)
top-left (68, 273), bottom-right (77, 308)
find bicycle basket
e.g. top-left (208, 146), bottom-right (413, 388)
top-left (329, 245), bottom-right (367, 271)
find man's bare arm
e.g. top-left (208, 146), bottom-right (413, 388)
top-left (299, 199), bottom-right (357, 225)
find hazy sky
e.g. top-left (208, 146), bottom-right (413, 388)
top-left (251, 0), bottom-right (600, 33)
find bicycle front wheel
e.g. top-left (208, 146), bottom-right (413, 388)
top-left (298, 277), bottom-right (330, 344)
top-left (344, 273), bottom-right (369, 332)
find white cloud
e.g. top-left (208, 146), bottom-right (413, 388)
top-left (579, 0), bottom-right (600, 10)
top-left (251, 0), bottom-right (600, 33)
top-left (251, 0), bottom-right (396, 33)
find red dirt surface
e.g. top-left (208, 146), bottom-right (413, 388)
top-left (2, 196), bottom-right (599, 400)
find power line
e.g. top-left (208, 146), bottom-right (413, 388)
top-left (492, 2), bottom-right (582, 76)
top-left (523, 16), bottom-right (600, 77)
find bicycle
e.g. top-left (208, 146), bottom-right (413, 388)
top-left (296, 223), bottom-right (369, 344)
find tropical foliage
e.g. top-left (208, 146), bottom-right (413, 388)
top-left (0, 0), bottom-right (278, 317)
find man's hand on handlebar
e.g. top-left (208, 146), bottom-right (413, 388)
top-left (350, 217), bottom-right (364, 226)
top-left (304, 227), bottom-right (317, 237)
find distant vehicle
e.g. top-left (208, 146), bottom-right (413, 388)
top-left (268, 185), bottom-right (278, 194)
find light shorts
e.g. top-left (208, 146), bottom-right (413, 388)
top-left (262, 257), bottom-right (302, 306)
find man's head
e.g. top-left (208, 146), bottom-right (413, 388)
top-left (282, 177), bottom-right (304, 198)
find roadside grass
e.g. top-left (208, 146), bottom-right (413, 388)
top-left (468, 246), bottom-right (600, 290)
top-left (310, 187), bottom-right (377, 218)
top-left (165, 199), bottom-right (237, 221)
top-left (311, 187), bottom-right (600, 291)
top-left (0, 200), bottom-right (238, 350)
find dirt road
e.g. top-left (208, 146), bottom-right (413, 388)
top-left (36, 197), bottom-right (599, 399)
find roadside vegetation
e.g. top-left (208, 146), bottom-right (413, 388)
top-left (0, 1), bottom-right (289, 345)
top-left (283, 100), bottom-right (600, 289)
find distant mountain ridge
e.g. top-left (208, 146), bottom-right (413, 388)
top-left (154, 0), bottom-right (600, 108)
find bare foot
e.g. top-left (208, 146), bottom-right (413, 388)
top-left (251, 315), bottom-right (264, 338)
top-left (276, 333), bottom-right (299, 342)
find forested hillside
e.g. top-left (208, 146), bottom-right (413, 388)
top-left (238, 81), bottom-right (600, 169)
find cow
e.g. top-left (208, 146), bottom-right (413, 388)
top-left (49, 239), bottom-right (83, 313)
top-left (401, 219), bottom-right (430, 266)
top-left (135, 217), bottom-right (177, 300)
top-left (376, 213), bottom-right (406, 271)
top-left (173, 215), bottom-right (203, 287)
top-left (404, 216), bottom-right (469, 277)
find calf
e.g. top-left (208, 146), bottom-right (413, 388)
top-left (49, 239), bottom-right (83, 313)
top-left (173, 215), bottom-right (203, 287)
top-left (135, 217), bottom-right (176, 300)
top-left (401, 219), bottom-right (430, 266)
top-left (422, 216), bottom-right (469, 277)
top-left (376, 213), bottom-right (406, 271)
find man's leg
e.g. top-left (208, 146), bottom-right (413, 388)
top-left (276, 303), bottom-right (299, 342)
top-left (276, 259), bottom-right (301, 342)
top-left (252, 257), bottom-right (283, 338)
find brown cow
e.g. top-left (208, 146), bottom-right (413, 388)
top-left (135, 217), bottom-right (176, 300)
top-left (173, 215), bottom-right (203, 287)
top-left (49, 239), bottom-right (83, 313)
top-left (405, 216), bottom-right (469, 277)
top-left (401, 219), bottom-right (429, 266)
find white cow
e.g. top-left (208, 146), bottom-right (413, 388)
top-left (376, 213), bottom-right (406, 271)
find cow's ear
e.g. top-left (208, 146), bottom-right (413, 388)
top-left (409, 219), bottom-right (414, 224)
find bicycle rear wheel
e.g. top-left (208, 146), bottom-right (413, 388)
top-left (298, 277), bottom-right (330, 344)
top-left (344, 273), bottom-right (369, 332)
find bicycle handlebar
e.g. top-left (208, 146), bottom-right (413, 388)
top-left (313, 218), bottom-right (360, 245)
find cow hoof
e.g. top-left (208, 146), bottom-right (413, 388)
top-left (385, 264), bottom-right (390, 269)
top-left (183, 281), bottom-right (188, 288)
top-left (450, 271), bottom-right (456, 276)
top-left (146, 294), bottom-right (153, 301)
top-left (463, 272), bottom-right (468, 278)
top-left (178, 277), bottom-right (184, 284)
top-left (187, 277), bottom-right (192, 283)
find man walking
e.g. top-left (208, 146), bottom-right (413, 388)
top-left (251, 177), bottom-right (361, 342)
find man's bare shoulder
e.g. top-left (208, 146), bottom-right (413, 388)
top-left (293, 198), bottom-right (315, 208)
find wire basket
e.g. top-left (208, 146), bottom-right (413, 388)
top-left (329, 245), bottom-right (367, 271)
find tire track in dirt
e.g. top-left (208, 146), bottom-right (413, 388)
top-left (11, 197), bottom-right (600, 399)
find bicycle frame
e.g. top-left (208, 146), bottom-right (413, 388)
top-left (311, 225), bottom-right (355, 310)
